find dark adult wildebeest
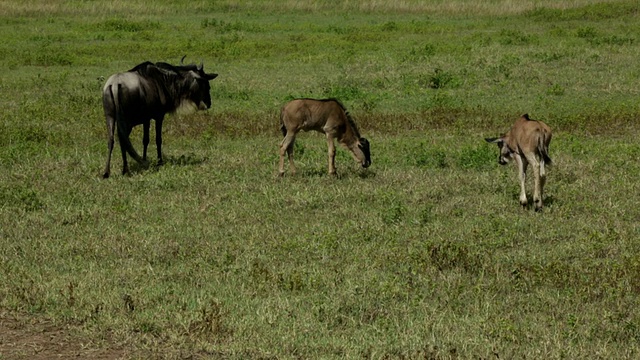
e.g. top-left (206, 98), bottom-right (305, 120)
top-left (279, 98), bottom-right (371, 176)
top-left (485, 114), bottom-right (552, 211)
top-left (101, 58), bottom-right (218, 178)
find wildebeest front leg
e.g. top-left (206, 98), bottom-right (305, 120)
top-left (515, 155), bottom-right (528, 208)
top-left (142, 121), bottom-right (150, 162)
top-left (326, 134), bottom-right (336, 175)
top-left (155, 118), bottom-right (164, 165)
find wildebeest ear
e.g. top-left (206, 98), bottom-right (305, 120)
top-left (204, 73), bottom-right (218, 80)
top-left (484, 137), bottom-right (503, 144)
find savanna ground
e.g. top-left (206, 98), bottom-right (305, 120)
top-left (1, 0), bottom-right (640, 358)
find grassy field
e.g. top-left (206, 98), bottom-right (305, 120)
top-left (1, 0), bottom-right (640, 358)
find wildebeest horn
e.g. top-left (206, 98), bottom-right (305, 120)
top-left (180, 55), bottom-right (187, 65)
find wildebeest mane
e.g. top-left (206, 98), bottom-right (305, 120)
top-left (343, 111), bottom-right (361, 139)
top-left (325, 98), bottom-right (361, 138)
top-left (127, 61), bottom-right (200, 111)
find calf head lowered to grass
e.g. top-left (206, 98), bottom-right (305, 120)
top-left (485, 114), bottom-right (552, 211)
top-left (279, 98), bottom-right (371, 176)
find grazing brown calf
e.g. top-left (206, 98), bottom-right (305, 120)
top-left (279, 98), bottom-right (371, 176)
top-left (485, 114), bottom-right (552, 211)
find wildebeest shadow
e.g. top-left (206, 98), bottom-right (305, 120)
top-left (162, 153), bottom-right (208, 167)
top-left (125, 161), bottom-right (150, 176)
top-left (357, 169), bottom-right (376, 179)
top-left (300, 168), bottom-right (328, 177)
top-left (543, 195), bottom-right (557, 207)
top-left (124, 153), bottom-right (207, 176)
top-left (297, 168), bottom-right (376, 179)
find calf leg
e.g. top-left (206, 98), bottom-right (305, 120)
top-left (326, 134), bottom-right (336, 175)
top-left (535, 157), bottom-right (548, 211)
top-left (526, 154), bottom-right (543, 211)
top-left (515, 155), bottom-right (528, 208)
top-left (279, 133), bottom-right (296, 176)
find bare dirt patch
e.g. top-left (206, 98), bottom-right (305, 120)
top-left (0, 312), bottom-right (129, 360)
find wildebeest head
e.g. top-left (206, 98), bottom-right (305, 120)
top-left (485, 136), bottom-right (514, 165)
top-left (354, 137), bottom-right (371, 168)
top-left (182, 63), bottom-right (218, 111)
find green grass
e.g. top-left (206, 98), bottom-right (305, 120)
top-left (2, 0), bottom-right (640, 358)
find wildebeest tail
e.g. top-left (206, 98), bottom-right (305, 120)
top-left (111, 84), bottom-right (144, 164)
top-left (279, 107), bottom-right (287, 137)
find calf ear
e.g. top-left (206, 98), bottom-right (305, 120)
top-left (485, 137), bottom-right (502, 144)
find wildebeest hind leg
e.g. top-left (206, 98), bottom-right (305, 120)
top-left (155, 119), bottom-right (164, 165)
top-left (117, 125), bottom-right (144, 175)
top-left (119, 135), bottom-right (129, 175)
top-left (142, 121), bottom-right (150, 161)
top-left (103, 116), bottom-right (116, 178)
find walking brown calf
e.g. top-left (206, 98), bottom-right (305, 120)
top-left (485, 114), bottom-right (552, 211)
top-left (279, 98), bottom-right (371, 176)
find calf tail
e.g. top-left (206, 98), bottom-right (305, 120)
top-left (279, 107), bottom-right (287, 137)
top-left (538, 132), bottom-right (552, 169)
top-left (113, 84), bottom-right (144, 164)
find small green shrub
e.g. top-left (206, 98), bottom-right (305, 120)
top-left (414, 147), bottom-right (448, 169)
top-left (380, 21), bottom-right (398, 32)
top-left (457, 145), bottom-right (494, 170)
top-left (99, 19), bottom-right (160, 32)
top-left (322, 84), bottom-right (363, 101)
top-left (381, 199), bottom-right (405, 225)
top-left (547, 84), bottom-right (565, 96)
top-left (576, 26), bottom-right (598, 38)
top-left (419, 205), bottom-right (435, 225)
top-left (427, 68), bottom-right (454, 89)
top-left (427, 240), bottom-right (482, 273)
top-left (498, 29), bottom-right (535, 45)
